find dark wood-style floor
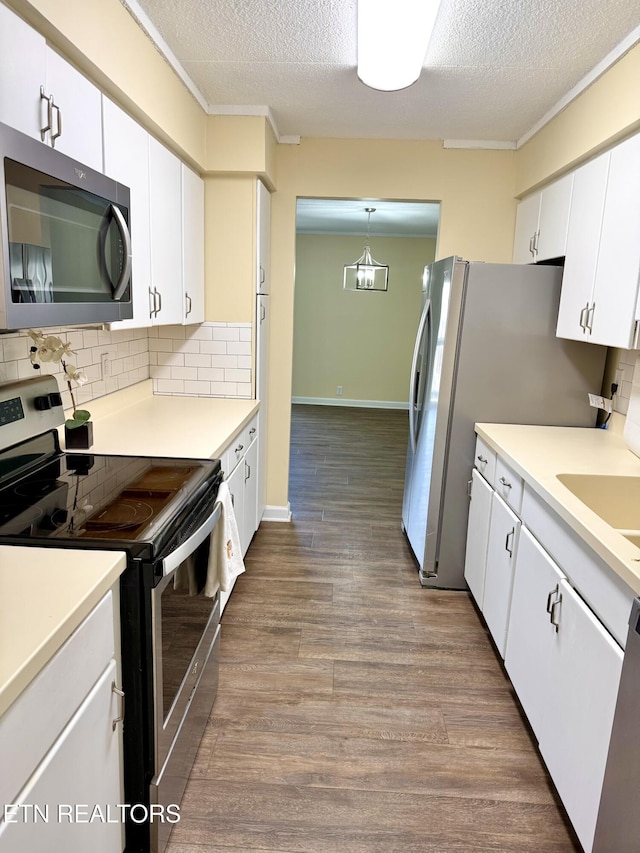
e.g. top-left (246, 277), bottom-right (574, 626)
top-left (167, 405), bottom-right (581, 853)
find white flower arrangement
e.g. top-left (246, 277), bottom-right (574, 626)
top-left (28, 330), bottom-right (91, 431)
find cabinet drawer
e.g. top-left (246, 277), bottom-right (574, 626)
top-left (495, 457), bottom-right (523, 514)
top-left (222, 415), bottom-right (258, 479)
top-left (0, 591), bottom-right (116, 812)
top-left (474, 436), bottom-right (496, 485)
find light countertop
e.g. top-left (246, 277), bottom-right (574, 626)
top-left (61, 380), bottom-right (259, 459)
top-left (476, 421), bottom-right (640, 595)
top-left (0, 547), bottom-right (126, 716)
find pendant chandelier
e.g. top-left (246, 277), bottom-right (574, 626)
top-left (343, 207), bottom-right (389, 292)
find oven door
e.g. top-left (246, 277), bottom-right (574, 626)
top-left (149, 500), bottom-right (222, 852)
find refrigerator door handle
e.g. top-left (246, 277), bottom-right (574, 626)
top-left (408, 298), bottom-right (432, 453)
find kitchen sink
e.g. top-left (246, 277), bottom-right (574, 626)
top-left (556, 473), bottom-right (640, 531)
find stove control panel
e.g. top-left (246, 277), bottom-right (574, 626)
top-left (0, 376), bottom-right (65, 449)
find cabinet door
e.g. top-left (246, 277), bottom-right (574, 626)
top-left (556, 152), bottom-right (609, 341)
top-left (0, 4), bottom-right (46, 139)
top-left (512, 192), bottom-right (540, 264)
top-left (482, 493), bottom-right (520, 658)
top-left (0, 659), bottom-right (124, 853)
top-left (242, 437), bottom-right (259, 554)
top-left (149, 137), bottom-right (183, 325)
top-left (182, 164), bottom-right (205, 324)
top-left (505, 527), bottom-right (563, 741)
top-left (45, 48), bottom-right (103, 171)
top-left (256, 295), bottom-right (269, 525)
top-left (463, 469), bottom-right (493, 607)
top-left (103, 98), bottom-right (152, 330)
top-left (590, 133), bottom-right (640, 348)
top-left (536, 173), bottom-right (573, 261)
top-left (256, 179), bottom-right (271, 294)
top-left (540, 578), bottom-right (623, 853)
top-left (226, 461), bottom-right (245, 561)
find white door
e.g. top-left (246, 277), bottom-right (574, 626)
top-left (556, 152), bottom-right (609, 341)
top-left (540, 578), bottom-right (623, 853)
top-left (0, 4), bottom-right (46, 139)
top-left (103, 98), bottom-right (152, 330)
top-left (182, 164), bottom-right (205, 324)
top-left (256, 180), bottom-right (270, 294)
top-left (590, 133), bottom-right (640, 348)
top-left (149, 137), bottom-right (183, 325)
top-left (0, 660), bottom-right (124, 853)
top-left (536, 173), bottom-right (573, 261)
top-left (463, 469), bottom-right (493, 607)
top-left (512, 192), bottom-right (540, 264)
top-left (45, 48), bottom-right (103, 171)
top-left (482, 493), bottom-right (520, 658)
top-left (505, 527), bottom-right (563, 741)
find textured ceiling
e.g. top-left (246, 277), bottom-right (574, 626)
top-left (126, 0), bottom-right (640, 143)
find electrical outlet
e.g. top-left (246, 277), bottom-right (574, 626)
top-left (101, 352), bottom-right (111, 378)
top-left (336, 385), bottom-right (343, 396)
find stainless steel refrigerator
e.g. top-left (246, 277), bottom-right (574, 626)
top-left (401, 256), bottom-right (607, 589)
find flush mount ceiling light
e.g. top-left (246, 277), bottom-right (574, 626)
top-left (357, 0), bottom-right (442, 92)
top-left (343, 207), bottom-right (389, 292)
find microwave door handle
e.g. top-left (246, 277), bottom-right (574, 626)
top-left (160, 500), bottom-right (222, 577)
top-left (109, 204), bottom-right (133, 300)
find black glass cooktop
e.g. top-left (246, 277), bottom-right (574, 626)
top-left (0, 430), bottom-right (221, 556)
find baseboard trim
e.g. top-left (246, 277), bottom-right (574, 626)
top-left (262, 503), bottom-right (292, 522)
top-left (292, 396), bottom-right (409, 410)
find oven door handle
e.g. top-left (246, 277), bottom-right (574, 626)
top-left (161, 500), bottom-right (222, 577)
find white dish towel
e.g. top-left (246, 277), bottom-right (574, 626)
top-left (204, 480), bottom-right (245, 597)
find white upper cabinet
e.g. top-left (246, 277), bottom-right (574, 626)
top-left (512, 173), bottom-right (573, 264)
top-left (149, 136), bottom-right (183, 325)
top-left (44, 48), bottom-right (103, 170)
top-left (0, 5), bottom-right (102, 169)
top-left (0, 4), bottom-right (46, 138)
top-left (103, 98), bottom-right (152, 330)
top-left (556, 152), bottom-right (610, 341)
top-left (256, 179), bottom-right (271, 294)
top-left (557, 134), bottom-right (640, 348)
top-left (590, 133), bottom-right (640, 347)
top-left (181, 164), bottom-right (205, 325)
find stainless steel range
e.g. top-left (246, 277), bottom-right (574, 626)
top-left (0, 376), bottom-right (224, 853)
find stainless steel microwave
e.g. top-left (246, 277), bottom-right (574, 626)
top-left (0, 121), bottom-right (133, 331)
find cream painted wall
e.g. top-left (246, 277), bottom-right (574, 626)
top-left (267, 139), bottom-right (517, 508)
top-left (292, 234), bottom-right (436, 404)
top-left (516, 43), bottom-right (640, 195)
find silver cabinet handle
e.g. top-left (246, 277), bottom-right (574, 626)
top-left (505, 527), bottom-right (515, 557)
top-left (529, 235), bottom-right (535, 257)
top-left (579, 304), bottom-right (588, 330)
top-left (111, 682), bottom-right (125, 730)
top-left (185, 293), bottom-right (192, 316)
top-left (249, 427), bottom-right (256, 437)
top-left (499, 476), bottom-right (512, 489)
top-left (467, 478), bottom-right (472, 498)
top-left (533, 229), bottom-right (540, 254)
top-left (245, 460), bottom-right (251, 482)
top-left (260, 266), bottom-right (265, 284)
top-left (149, 287), bottom-right (156, 318)
top-left (477, 454), bottom-right (488, 464)
top-left (586, 302), bottom-right (595, 333)
top-left (550, 594), bottom-right (562, 632)
top-left (155, 288), bottom-right (162, 316)
top-left (51, 98), bottom-right (62, 146)
top-left (40, 86), bottom-right (53, 140)
top-left (235, 443), bottom-right (244, 455)
top-left (546, 584), bottom-right (559, 614)
top-left (260, 304), bottom-right (266, 323)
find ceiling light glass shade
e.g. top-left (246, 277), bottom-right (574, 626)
top-left (343, 246), bottom-right (389, 292)
top-left (357, 0), bottom-right (442, 91)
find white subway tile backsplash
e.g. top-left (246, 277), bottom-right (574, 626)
top-left (1, 322), bottom-right (252, 405)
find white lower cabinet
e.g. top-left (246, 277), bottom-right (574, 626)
top-left (0, 588), bottom-right (124, 852)
top-left (463, 468), bottom-right (493, 606)
top-left (506, 528), bottom-right (623, 853)
top-left (482, 493), bottom-right (520, 658)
